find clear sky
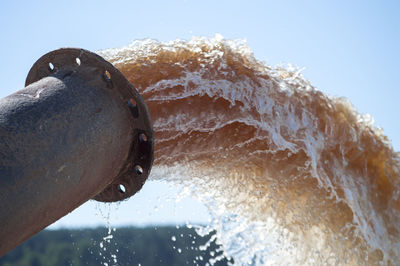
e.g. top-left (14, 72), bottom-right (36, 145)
top-left (1, 0), bottom-right (399, 228)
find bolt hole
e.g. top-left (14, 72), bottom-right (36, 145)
top-left (48, 62), bottom-right (55, 72)
top-left (75, 57), bottom-right (81, 66)
top-left (117, 184), bottom-right (126, 194)
top-left (128, 98), bottom-right (139, 118)
top-left (139, 133), bottom-right (147, 142)
top-left (104, 70), bottom-right (111, 81)
top-left (129, 98), bottom-right (137, 107)
top-left (135, 165), bottom-right (144, 175)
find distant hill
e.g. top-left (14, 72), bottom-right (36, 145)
top-left (0, 226), bottom-right (232, 266)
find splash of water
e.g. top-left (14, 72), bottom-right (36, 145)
top-left (95, 203), bottom-right (119, 265)
top-left (99, 35), bottom-right (400, 265)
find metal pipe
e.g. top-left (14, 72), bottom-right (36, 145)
top-left (0, 48), bottom-right (154, 256)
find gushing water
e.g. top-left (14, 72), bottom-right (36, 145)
top-left (99, 35), bottom-right (400, 265)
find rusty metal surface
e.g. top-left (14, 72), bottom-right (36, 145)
top-left (0, 48), bottom-right (153, 256)
top-left (25, 48), bottom-right (154, 202)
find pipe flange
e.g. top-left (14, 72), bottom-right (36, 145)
top-left (26, 48), bottom-right (154, 202)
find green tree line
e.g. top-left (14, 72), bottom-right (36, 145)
top-left (0, 226), bottom-right (233, 266)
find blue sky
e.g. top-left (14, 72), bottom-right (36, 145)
top-left (1, 0), bottom-right (399, 228)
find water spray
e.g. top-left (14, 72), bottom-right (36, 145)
top-left (0, 48), bottom-right (154, 256)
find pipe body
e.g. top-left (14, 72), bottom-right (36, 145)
top-left (0, 49), bottom-right (151, 255)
